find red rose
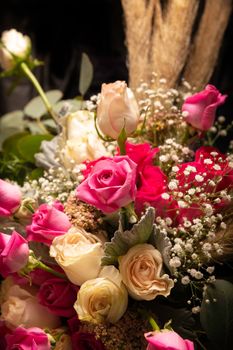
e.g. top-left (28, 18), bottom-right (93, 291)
top-left (38, 278), bottom-right (77, 317)
top-left (6, 327), bottom-right (50, 350)
top-left (71, 332), bottom-right (105, 350)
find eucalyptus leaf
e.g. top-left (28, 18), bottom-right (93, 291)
top-left (101, 207), bottom-right (155, 266)
top-left (79, 53), bottom-right (93, 96)
top-left (54, 99), bottom-right (84, 116)
top-left (2, 132), bottom-right (29, 157)
top-left (17, 134), bottom-right (53, 163)
top-left (0, 111), bottom-right (25, 148)
top-left (200, 279), bottom-right (233, 350)
top-left (24, 90), bottom-right (63, 119)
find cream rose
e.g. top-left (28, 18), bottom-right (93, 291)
top-left (0, 278), bottom-right (60, 329)
top-left (119, 244), bottom-right (174, 301)
top-left (97, 81), bottom-right (140, 139)
top-left (0, 29), bottom-right (31, 70)
top-left (50, 227), bottom-right (104, 286)
top-left (60, 110), bottom-right (108, 169)
top-left (74, 265), bottom-right (128, 324)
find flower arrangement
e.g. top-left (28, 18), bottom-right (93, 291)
top-left (1, 29), bottom-right (233, 350)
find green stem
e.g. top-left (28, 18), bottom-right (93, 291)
top-left (117, 127), bottom-right (127, 155)
top-left (149, 317), bottom-right (160, 331)
top-left (20, 62), bottom-right (58, 124)
top-left (37, 261), bottom-right (67, 280)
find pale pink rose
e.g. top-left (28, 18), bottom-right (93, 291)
top-left (97, 81), bottom-right (139, 139)
top-left (26, 202), bottom-right (71, 245)
top-left (6, 327), bottom-right (50, 350)
top-left (0, 231), bottom-right (29, 277)
top-left (76, 156), bottom-right (137, 213)
top-left (182, 85), bottom-right (227, 131)
top-left (145, 330), bottom-right (194, 350)
top-left (0, 179), bottom-right (21, 216)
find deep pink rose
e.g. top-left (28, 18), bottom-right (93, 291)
top-left (0, 230), bottom-right (29, 277)
top-left (38, 278), bottom-right (77, 317)
top-left (195, 146), bottom-right (233, 191)
top-left (145, 330), bottom-right (194, 350)
top-left (26, 202), bottom-right (71, 245)
top-left (71, 332), bottom-right (105, 350)
top-left (0, 179), bottom-right (21, 216)
top-left (6, 327), bottom-right (50, 350)
top-left (182, 84), bottom-right (227, 131)
top-left (76, 156), bottom-right (137, 213)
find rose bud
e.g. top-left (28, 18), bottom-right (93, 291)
top-left (144, 330), bottom-right (194, 350)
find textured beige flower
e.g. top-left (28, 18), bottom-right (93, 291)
top-left (97, 81), bottom-right (139, 139)
top-left (0, 29), bottom-right (31, 70)
top-left (50, 227), bottom-right (104, 286)
top-left (119, 244), bottom-right (174, 301)
top-left (74, 266), bottom-right (128, 324)
top-left (60, 110), bottom-right (108, 169)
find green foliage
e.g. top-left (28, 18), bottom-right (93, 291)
top-left (17, 134), bottom-right (53, 162)
top-left (79, 53), bottom-right (93, 96)
top-left (101, 207), bottom-right (155, 266)
top-left (200, 279), bottom-right (233, 350)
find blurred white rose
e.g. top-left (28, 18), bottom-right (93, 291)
top-left (119, 244), bottom-right (174, 301)
top-left (0, 29), bottom-right (31, 70)
top-left (74, 265), bottom-right (128, 323)
top-left (97, 81), bottom-right (139, 139)
top-left (60, 110), bottom-right (108, 169)
top-left (0, 278), bottom-right (60, 329)
top-left (50, 227), bottom-right (104, 286)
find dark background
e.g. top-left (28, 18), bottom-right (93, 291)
top-left (0, 0), bottom-right (233, 125)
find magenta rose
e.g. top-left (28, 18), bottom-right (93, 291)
top-left (182, 84), bottom-right (227, 131)
top-left (76, 156), bottom-right (137, 213)
top-left (145, 330), bottom-right (194, 350)
top-left (38, 278), bottom-right (77, 317)
top-left (26, 201), bottom-right (71, 245)
top-left (6, 327), bottom-right (50, 350)
top-left (71, 332), bottom-right (105, 350)
top-left (0, 230), bottom-right (29, 277)
top-left (0, 179), bottom-right (21, 216)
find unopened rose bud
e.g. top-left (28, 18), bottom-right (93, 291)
top-left (14, 198), bottom-right (37, 223)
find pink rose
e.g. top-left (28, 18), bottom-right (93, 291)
top-left (0, 231), bottom-right (29, 277)
top-left (38, 278), bottom-right (77, 317)
top-left (182, 84), bottom-right (227, 131)
top-left (145, 330), bottom-right (194, 350)
top-left (6, 327), bottom-right (50, 350)
top-left (26, 202), bottom-right (71, 245)
top-left (76, 156), bottom-right (137, 213)
top-left (0, 179), bottom-right (21, 216)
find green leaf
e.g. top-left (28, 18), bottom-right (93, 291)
top-left (79, 53), bottom-right (93, 96)
top-left (101, 207), bottom-right (155, 266)
top-left (17, 134), bottom-right (53, 163)
top-left (53, 99), bottom-right (84, 116)
top-left (200, 279), bottom-right (233, 350)
top-left (2, 132), bottom-right (29, 157)
top-left (0, 111), bottom-right (25, 148)
top-left (28, 167), bottom-right (44, 180)
top-left (24, 90), bottom-right (63, 119)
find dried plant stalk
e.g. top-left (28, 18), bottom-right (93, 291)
top-left (121, 0), bottom-right (232, 90)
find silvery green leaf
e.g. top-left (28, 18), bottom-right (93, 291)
top-left (101, 207), bottom-right (155, 266)
top-left (0, 111), bottom-right (25, 148)
top-left (24, 90), bottom-right (63, 119)
top-left (79, 53), bottom-right (93, 96)
top-left (54, 99), bottom-right (84, 116)
top-left (35, 137), bottom-right (60, 169)
top-left (151, 228), bottom-right (172, 272)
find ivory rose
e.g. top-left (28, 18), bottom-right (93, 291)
top-left (182, 84), bottom-right (227, 131)
top-left (50, 228), bottom-right (104, 286)
top-left (26, 201), bottom-right (71, 245)
top-left (6, 327), bottom-right (50, 350)
top-left (0, 280), bottom-right (60, 329)
top-left (76, 156), bottom-right (137, 213)
top-left (145, 330), bottom-right (194, 350)
top-left (0, 231), bottom-right (29, 277)
top-left (0, 179), bottom-right (21, 217)
top-left (97, 80), bottom-right (139, 139)
top-left (74, 266), bottom-right (128, 324)
top-left (60, 110), bottom-right (108, 168)
top-left (0, 29), bottom-right (31, 70)
top-left (119, 244), bottom-right (174, 300)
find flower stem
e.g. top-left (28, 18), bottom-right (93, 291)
top-left (149, 317), bottom-right (160, 331)
top-left (37, 261), bottom-right (67, 280)
top-left (20, 62), bottom-right (59, 124)
top-left (117, 127), bottom-right (127, 155)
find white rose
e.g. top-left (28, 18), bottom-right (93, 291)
top-left (97, 80), bottom-right (139, 139)
top-left (60, 110), bottom-right (108, 169)
top-left (74, 265), bottom-right (128, 323)
top-left (0, 29), bottom-right (31, 70)
top-left (0, 279), bottom-right (60, 329)
top-left (119, 244), bottom-right (174, 301)
top-left (50, 227), bottom-right (104, 286)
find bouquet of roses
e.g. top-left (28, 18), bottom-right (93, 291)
top-left (0, 29), bottom-right (233, 350)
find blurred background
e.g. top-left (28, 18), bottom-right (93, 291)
top-left (0, 0), bottom-right (233, 119)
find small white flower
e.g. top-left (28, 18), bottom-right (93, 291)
top-left (213, 164), bottom-right (221, 171)
top-left (161, 193), bottom-right (170, 200)
top-left (181, 276), bottom-right (190, 285)
top-left (169, 257), bottom-right (181, 268)
top-left (195, 174), bottom-right (204, 182)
